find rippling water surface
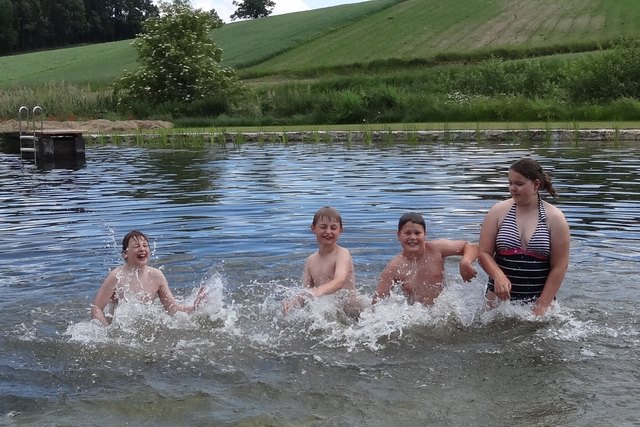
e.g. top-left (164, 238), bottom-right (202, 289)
top-left (1, 139), bottom-right (639, 426)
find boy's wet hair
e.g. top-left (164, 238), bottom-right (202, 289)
top-left (122, 230), bottom-right (148, 252)
top-left (312, 206), bottom-right (343, 228)
top-left (398, 212), bottom-right (426, 232)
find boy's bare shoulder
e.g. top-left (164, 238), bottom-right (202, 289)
top-left (336, 245), bottom-right (352, 256)
top-left (306, 250), bottom-right (320, 261)
top-left (385, 253), bottom-right (404, 269)
top-left (107, 265), bottom-right (123, 277)
top-left (426, 239), bottom-right (452, 249)
top-left (146, 266), bottom-right (166, 279)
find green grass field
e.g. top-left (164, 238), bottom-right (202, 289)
top-left (2, 0), bottom-right (640, 124)
top-left (2, 0), bottom-right (640, 88)
top-left (0, 40), bottom-right (134, 88)
top-left (243, 0), bottom-right (640, 75)
top-left (214, 0), bottom-right (397, 69)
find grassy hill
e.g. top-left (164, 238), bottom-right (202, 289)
top-left (0, 40), bottom-right (135, 88)
top-left (2, 0), bottom-right (640, 88)
top-left (244, 0), bottom-right (640, 75)
top-left (213, 0), bottom-right (398, 69)
top-left (2, 0), bottom-right (640, 124)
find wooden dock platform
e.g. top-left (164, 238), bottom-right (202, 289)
top-left (0, 129), bottom-right (86, 170)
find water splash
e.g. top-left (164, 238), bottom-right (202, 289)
top-left (65, 271), bottom-right (595, 356)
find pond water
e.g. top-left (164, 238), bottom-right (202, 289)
top-left (1, 139), bottom-right (639, 426)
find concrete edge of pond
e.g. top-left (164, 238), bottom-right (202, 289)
top-left (84, 128), bottom-right (640, 144)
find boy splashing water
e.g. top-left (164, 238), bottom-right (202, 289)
top-left (373, 212), bottom-right (478, 306)
top-left (91, 230), bottom-right (206, 326)
top-left (283, 207), bottom-right (360, 314)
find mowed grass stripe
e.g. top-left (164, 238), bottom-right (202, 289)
top-left (0, 40), bottom-right (134, 88)
top-left (246, 0), bottom-right (640, 74)
top-left (598, 0), bottom-right (640, 31)
top-left (397, 0), bottom-right (498, 53)
top-left (483, 0), bottom-right (571, 46)
top-left (214, 0), bottom-right (397, 68)
top-left (427, 1), bottom-right (507, 52)
top-left (244, 0), bottom-right (503, 73)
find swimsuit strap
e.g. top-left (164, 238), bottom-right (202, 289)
top-left (538, 195), bottom-right (547, 225)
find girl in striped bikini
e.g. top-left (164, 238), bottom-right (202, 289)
top-left (478, 157), bottom-right (570, 316)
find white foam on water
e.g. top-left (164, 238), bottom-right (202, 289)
top-left (537, 305), bottom-right (640, 349)
top-left (270, 277), bottom-right (491, 352)
top-left (65, 268), bottom-right (236, 347)
top-left (63, 270), bottom-right (627, 358)
top-left (13, 322), bottom-right (38, 342)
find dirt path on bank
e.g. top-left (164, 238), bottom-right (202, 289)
top-left (0, 119), bottom-right (173, 133)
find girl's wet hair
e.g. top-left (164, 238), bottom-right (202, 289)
top-left (122, 230), bottom-right (148, 252)
top-left (312, 206), bottom-right (343, 227)
top-left (398, 212), bottom-right (426, 232)
top-left (510, 157), bottom-right (558, 198)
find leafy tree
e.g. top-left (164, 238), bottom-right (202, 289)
top-left (113, 0), bottom-right (243, 112)
top-left (102, 0), bottom-right (159, 40)
top-left (0, 0), bottom-right (17, 54)
top-left (43, 0), bottom-right (87, 46)
top-left (13, 0), bottom-right (46, 50)
top-left (230, 0), bottom-right (275, 21)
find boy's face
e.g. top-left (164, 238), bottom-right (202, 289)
top-left (123, 237), bottom-right (150, 267)
top-left (397, 221), bottom-right (426, 254)
top-left (311, 217), bottom-right (343, 246)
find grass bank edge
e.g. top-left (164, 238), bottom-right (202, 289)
top-left (85, 121), bottom-right (640, 144)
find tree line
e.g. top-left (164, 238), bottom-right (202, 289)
top-left (0, 0), bottom-right (159, 55)
top-left (0, 0), bottom-right (276, 56)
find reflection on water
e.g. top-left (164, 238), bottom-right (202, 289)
top-left (0, 140), bottom-right (639, 425)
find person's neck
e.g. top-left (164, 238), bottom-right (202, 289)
top-left (401, 249), bottom-right (424, 261)
top-left (516, 194), bottom-right (539, 208)
top-left (318, 243), bottom-right (338, 255)
top-left (123, 263), bottom-right (147, 272)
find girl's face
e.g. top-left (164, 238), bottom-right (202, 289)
top-left (508, 170), bottom-right (540, 202)
top-left (123, 237), bottom-right (150, 267)
top-left (397, 221), bottom-right (425, 254)
top-left (311, 218), bottom-right (343, 245)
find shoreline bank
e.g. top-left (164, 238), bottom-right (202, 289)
top-left (84, 128), bottom-right (640, 144)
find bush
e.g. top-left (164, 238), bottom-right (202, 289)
top-left (564, 39), bottom-right (640, 103)
top-left (114, 1), bottom-right (244, 113)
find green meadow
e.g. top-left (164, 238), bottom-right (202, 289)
top-left (240, 0), bottom-right (625, 76)
top-left (2, 0), bottom-right (640, 125)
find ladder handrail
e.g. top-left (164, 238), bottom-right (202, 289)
top-left (18, 106), bottom-right (29, 135)
top-left (32, 106), bottom-right (43, 133)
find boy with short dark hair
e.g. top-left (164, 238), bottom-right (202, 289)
top-left (372, 212), bottom-right (478, 306)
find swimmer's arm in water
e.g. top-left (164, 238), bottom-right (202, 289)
top-left (282, 260), bottom-right (315, 313)
top-left (459, 241), bottom-right (479, 282)
top-left (478, 209), bottom-right (512, 301)
top-left (157, 273), bottom-right (207, 314)
top-left (372, 256), bottom-right (401, 304)
top-left (91, 268), bottom-right (118, 326)
top-left (306, 249), bottom-right (353, 298)
top-left (533, 207), bottom-right (570, 316)
top-left (437, 240), bottom-right (479, 282)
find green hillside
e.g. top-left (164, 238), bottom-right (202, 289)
top-left (244, 0), bottom-right (640, 75)
top-left (213, 0), bottom-right (398, 68)
top-left (2, 0), bottom-right (640, 88)
top-left (0, 40), bottom-right (135, 88)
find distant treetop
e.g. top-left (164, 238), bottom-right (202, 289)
top-left (231, 0), bottom-right (275, 21)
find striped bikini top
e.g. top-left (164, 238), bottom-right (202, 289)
top-left (495, 198), bottom-right (551, 259)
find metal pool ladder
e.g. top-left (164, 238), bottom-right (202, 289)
top-left (18, 105), bottom-right (43, 164)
